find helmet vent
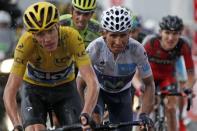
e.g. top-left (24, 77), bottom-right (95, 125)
top-left (115, 10), bottom-right (119, 15)
top-left (110, 16), bottom-right (114, 20)
top-left (104, 21), bottom-right (108, 25)
top-left (126, 21), bottom-right (130, 26)
top-left (115, 17), bottom-right (119, 23)
top-left (125, 17), bottom-right (128, 21)
top-left (24, 14), bottom-right (34, 28)
top-left (88, 0), bottom-right (91, 7)
top-left (110, 26), bottom-right (114, 30)
top-left (34, 5), bottom-right (39, 13)
top-left (120, 9), bottom-right (124, 14)
top-left (92, 0), bottom-right (96, 8)
top-left (46, 6), bottom-right (53, 24)
top-left (110, 9), bottom-right (114, 14)
top-left (116, 24), bottom-right (119, 30)
top-left (54, 9), bottom-right (59, 20)
top-left (106, 17), bottom-right (110, 21)
top-left (120, 27), bottom-right (125, 31)
top-left (29, 12), bottom-right (42, 27)
top-left (38, 8), bottom-right (45, 27)
top-left (120, 16), bottom-right (124, 20)
top-left (45, 22), bottom-right (55, 29)
top-left (74, 0), bottom-right (77, 5)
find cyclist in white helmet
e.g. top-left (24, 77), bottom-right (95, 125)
top-left (77, 6), bottom-right (155, 131)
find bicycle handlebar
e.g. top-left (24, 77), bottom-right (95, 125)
top-left (155, 89), bottom-right (192, 111)
top-left (94, 121), bottom-right (142, 130)
top-left (48, 120), bottom-right (144, 131)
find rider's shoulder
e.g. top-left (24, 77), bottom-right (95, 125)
top-left (179, 36), bottom-right (191, 47)
top-left (15, 31), bottom-right (35, 53)
top-left (142, 34), bottom-right (159, 45)
top-left (87, 18), bottom-right (101, 32)
top-left (18, 31), bottom-right (34, 44)
top-left (60, 26), bottom-right (80, 36)
top-left (59, 14), bottom-right (72, 26)
top-left (128, 38), bottom-right (146, 53)
top-left (86, 37), bottom-right (104, 51)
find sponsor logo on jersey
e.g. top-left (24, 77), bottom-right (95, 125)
top-left (77, 50), bottom-right (87, 57)
top-left (27, 63), bottom-right (74, 83)
top-left (94, 67), bottom-right (135, 91)
top-left (15, 57), bottom-right (25, 64)
top-left (142, 63), bottom-right (150, 72)
top-left (18, 43), bottom-right (24, 49)
top-left (117, 63), bottom-right (136, 75)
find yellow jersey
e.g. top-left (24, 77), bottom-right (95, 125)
top-left (11, 26), bottom-right (90, 87)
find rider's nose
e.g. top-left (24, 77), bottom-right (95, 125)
top-left (114, 37), bottom-right (122, 45)
top-left (78, 15), bottom-right (85, 21)
top-left (43, 34), bottom-right (52, 42)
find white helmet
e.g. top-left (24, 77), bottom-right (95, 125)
top-left (0, 11), bottom-right (11, 24)
top-left (101, 6), bottom-right (132, 32)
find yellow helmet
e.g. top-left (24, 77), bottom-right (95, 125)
top-left (23, 2), bottom-right (59, 33)
top-left (72, 0), bottom-right (96, 12)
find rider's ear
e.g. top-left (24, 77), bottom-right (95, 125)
top-left (102, 30), bottom-right (107, 39)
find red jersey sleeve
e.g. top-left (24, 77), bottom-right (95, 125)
top-left (181, 43), bottom-right (194, 70)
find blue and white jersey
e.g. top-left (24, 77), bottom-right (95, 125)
top-left (86, 37), bottom-right (152, 93)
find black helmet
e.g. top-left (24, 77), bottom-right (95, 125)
top-left (159, 15), bottom-right (183, 31)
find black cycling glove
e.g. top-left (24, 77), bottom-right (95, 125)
top-left (139, 113), bottom-right (154, 128)
top-left (184, 88), bottom-right (192, 95)
top-left (12, 125), bottom-right (23, 131)
top-left (79, 113), bottom-right (96, 129)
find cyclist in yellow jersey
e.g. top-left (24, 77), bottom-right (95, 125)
top-left (3, 2), bottom-right (99, 131)
top-left (60, 0), bottom-right (100, 48)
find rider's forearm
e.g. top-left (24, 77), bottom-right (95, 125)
top-left (3, 74), bottom-right (22, 126)
top-left (4, 96), bottom-right (21, 126)
top-left (76, 76), bottom-right (86, 104)
top-left (187, 70), bottom-right (195, 88)
top-left (3, 87), bottom-right (21, 126)
top-left (140, 79), bottom-right (155, 114)
top-left (82, 77), bottom-right (99, 115)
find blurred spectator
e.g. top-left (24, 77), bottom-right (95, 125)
top-left (184, 24), bottom-right (197, 131)
top-left (0, 10), bottom-right (16, 59)
top-left (130, 15), bottom-right (147, 43)
top-left (143, 19), bottom-right (158, 34)
top-left (0, 0), bottom-right (22, 28)
top-left (0, 10), bottom-right (17, 131)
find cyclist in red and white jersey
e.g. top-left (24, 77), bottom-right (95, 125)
top-left (143, 15), bottom-right (195, 131)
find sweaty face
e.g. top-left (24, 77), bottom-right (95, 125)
top-left (160, 30), bottom-right (181, 50)
top-left (103, 30), bottom-right (130, 55)
top-left (33, 24), bottom-right (59, 52)
top-left (72, 9), bottom-right (93, 31)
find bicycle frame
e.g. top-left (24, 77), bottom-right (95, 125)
top-left (153, 87), bottom-right (192, 131)
top-left (154, 93), bottom-right (167, 131)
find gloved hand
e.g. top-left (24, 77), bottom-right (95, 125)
top-left (139, 113), bottom-right (154, 129)
top-left (183, 88), bottom-right (192, 95)
top-left (12, 125), bottom-right (23, 131)
top-left (79, 113), bottom-right (96, 131)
